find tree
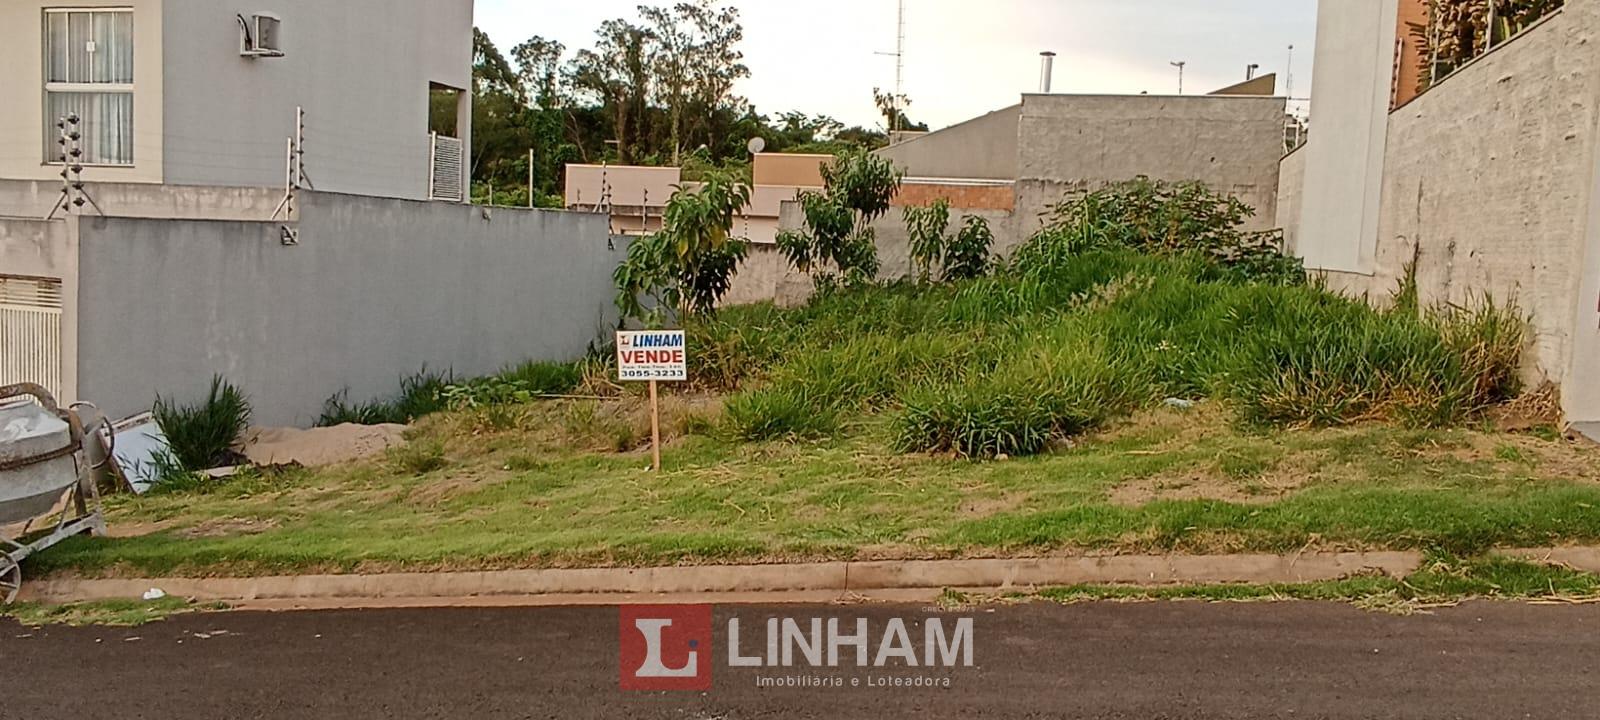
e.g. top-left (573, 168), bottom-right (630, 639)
top-left (639, 1), bottom-right (749, 165)
top-left (568, 19), bottom-right (656, 164)
top-left (469, 29), bottom-right (533, 194)
top-left (614, 173), bottom-right (753, 323)
top-left (904, 198), bottom-right (951, 283)
top-left (777, 149), bottom-right (903, 291)
top-left (511, 36), bottom-right (566, 109)
top-left (903, 200), bottom-right (994, 282)
top-left (474, 28), bottom-right (523, 98)
top-left (873, 88), bottom-right (929, 134)
top-left (943, 216), bottom-right (994, 281)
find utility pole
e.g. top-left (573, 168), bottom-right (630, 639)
top-left (1170, 61), bottom-right (1187, 95)
top-left (875, 0), bottom-right (906, 132)
top-left (1286, 45), bottom-right (1296, 99)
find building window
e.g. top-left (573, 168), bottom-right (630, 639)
top-left (43, 8), bottom-right (134, 166)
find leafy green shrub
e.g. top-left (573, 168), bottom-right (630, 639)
top-left (614, 173), bottom-right (751, 323)
top-left (725, 388), bottom-right (839, 440)
top-left (684, 303), bottom-right (795, 390)
top-left (1228, 291), bottom-right (1525, 428)
top-left (1012, 177), bottom-right (1304, 285)
top-left (153, 375), bottom-right (251, 471)
top-left (943, 216), bottom-right (994, 281)
top-left (441, 361), bottom-right (583, 409)
top-left (319, 368), bottom-right (453, 426)
top-left (904, 199), bottom-right (951, 282)
top-left (893, 326), bottom-right (1153, 457)
top-left (778, 149), bottom-right (902, 290)
top-left (901, 201), bottom-right (993, 283)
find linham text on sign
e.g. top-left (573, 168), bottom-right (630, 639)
top-left (616, 330), bottom-right (688, 382)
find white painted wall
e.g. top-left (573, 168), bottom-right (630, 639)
top-left (157, 0), bottom-right (472, 200)
top-left (1296, 0), bottom-right (1398, 273)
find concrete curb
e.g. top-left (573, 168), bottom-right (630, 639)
top-left (19, 551), bottom-right (1422, 606)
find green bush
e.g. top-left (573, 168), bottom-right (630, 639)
top-left (319, 368), bottom-right (454, 426)
top-left (725, 388), bottom-right (838, 440)
top-left (715, 246), bottom-right (1525, 456)
top-left (1012, 177), bottom-right (1305, 285)
top-left (1229, 291), bottom-right (1525, 428)
top-left (441, 361), bottom-right (583, 409)
top-left (893, 324), bottom-right (1154, 458)
top-left (153, 375), bottom-right (251, 471)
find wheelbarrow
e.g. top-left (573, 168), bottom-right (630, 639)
top-left (0, 383), bottom-right (108, 604)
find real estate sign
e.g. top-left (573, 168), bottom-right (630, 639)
top-left (616, 330), bottom-right (687, 382)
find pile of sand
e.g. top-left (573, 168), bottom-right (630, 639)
top-left (235, 423), bottom-right (408, 468)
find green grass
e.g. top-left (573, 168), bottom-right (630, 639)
top-left (21, 400), bottom-right (1600, 578)
top-left (0, 596), bottom-right (218, 627)
top-left (1028, 554), bottom-right (1600, 613)
top-left (692, 249), bottom-right (1524, 458)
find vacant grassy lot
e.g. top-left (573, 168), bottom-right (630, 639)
top-left (27, 396), bottom-right (1600, 579)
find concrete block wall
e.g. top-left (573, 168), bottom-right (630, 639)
top-left (1275, 146), bottom-right (1307, 256)
top-left (70, 192), bottom-right (623, 426)
top-left (1319, 4), bottom-right (1600, 405)
top-left (1013, 94), bottom-right (1287, 238)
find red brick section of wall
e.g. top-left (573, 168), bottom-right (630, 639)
top-left (891, 182), bottom-right (1016, 211)
top-left (1394, 0), bottom-right (1431, 109)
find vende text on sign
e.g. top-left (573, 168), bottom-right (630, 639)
top-left (616, 330), bottom-right (687, 382)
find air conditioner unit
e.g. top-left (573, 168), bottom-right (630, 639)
top-left (238, 13), bottom-right (284, 58)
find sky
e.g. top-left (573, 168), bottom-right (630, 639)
top-left (474, 0), bottom-right (1318, 131)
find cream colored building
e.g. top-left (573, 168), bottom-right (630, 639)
top-left (562, 153), bottom-right (831, 244)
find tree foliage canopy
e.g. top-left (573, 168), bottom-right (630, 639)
top-left (465, 3), bottom-right (903, 203)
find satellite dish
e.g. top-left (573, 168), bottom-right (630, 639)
top-left (747, 137), bottom-right (767, 155)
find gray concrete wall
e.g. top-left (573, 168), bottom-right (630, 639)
top-left (1276, 145), bottom-right (1307, 256)
top-left (1320, 6), bottom-right (1598, 408)
top-left (73, 192), bottom-right (622, 426)
top-left (735, 200), bottom-right (1017, 308)
top-left (876, 105), bottom-right (1021, 181)
top-left (0, 180), bottom-right (283, 221)
top-left (1011, 94), bottom-right (1287, 238)
top-left (158, 0), bottom-right (473, 200)
top-left (1295, 0), bottom-right (1399, 273)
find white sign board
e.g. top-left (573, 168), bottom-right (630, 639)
top-left (617, 330), bottom-right (687, 382)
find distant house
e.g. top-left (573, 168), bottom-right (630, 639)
top-left (564, 153), bottom-right (832, 245)
top-left (0, 1), bottom-right (623, 426)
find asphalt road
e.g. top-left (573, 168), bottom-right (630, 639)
top-left (3, 600), bottom-right (1597, 719)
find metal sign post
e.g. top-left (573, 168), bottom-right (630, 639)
top-left (616, 330), bottom-right (687, 472)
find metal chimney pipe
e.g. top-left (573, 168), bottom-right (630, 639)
top-left (1039, 51), bottom-right (1057, 93)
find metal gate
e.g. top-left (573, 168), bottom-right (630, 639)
top-left (0, 276), bottom-right (65, 399)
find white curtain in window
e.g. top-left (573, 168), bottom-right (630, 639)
top-left (45, 92), bottom-right (133, 166)
top-left (42, 10), bottom-right (134, 165)
top-left (92, 12), bottom-right (134, 84)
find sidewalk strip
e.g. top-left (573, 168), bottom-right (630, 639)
top-left (18, 551), bottom-right (1423, 606)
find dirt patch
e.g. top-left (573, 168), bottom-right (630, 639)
top-left (1487, 383), bottom-right (1563, 433)
top-left (405, 469), bottom-right (510, 506)
top-left (1109, 464), bottom-right (1309, 507)
top-left (236, 424), bottom-right (408, 468)
top-left (103, 518), bottom-right (183, 539)
top-left (177, 517), bottom-right (281, 539)
top-left (959, 494), bottom-right (1029, 517)
top-left (1089, 402), bottom-right (1234, 450)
